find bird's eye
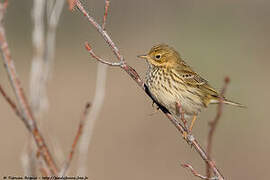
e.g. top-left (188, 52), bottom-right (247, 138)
top-left (155, 54), bottom-right (161, 60)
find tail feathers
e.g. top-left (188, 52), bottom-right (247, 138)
top-left (210, 98), bottom-right (246, 108)
top-left (224, 99), bottom-right (246, 108)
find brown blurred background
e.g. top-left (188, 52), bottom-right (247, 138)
top-left (0, 0), bottom-right (269, 179)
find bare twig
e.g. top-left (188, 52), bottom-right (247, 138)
top-left (25, 0), bottom-right (47, 175)
top-left (102, 0), bottom-right (110, 30)
top-left (59, 103), bottom-right (91, 176)
top-left (182, 163), bottom-right (218, 180)
top-left (85, 42), bottom-right (122, 66)
top-left (75, 1), bottom-right (224, 179)
top-left (45, 0), bottom-right (66, 165)
top-left (0, 84), bottom-right (23, 119)
top-left (30, 0), bottom-right (46, 115)
top-left (0, 2), bottom-right (58, 175)
top-left (176, 102), bottom-right (188, 131)
top-left (206, 77), bottom-right (230, 178)
top-left (30, 0), bottom-right (65, 116)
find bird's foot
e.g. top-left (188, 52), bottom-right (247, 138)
top-left (182, 131), bottom-right (188, 139)
top-left (182, 131), bottom-right (194, 146)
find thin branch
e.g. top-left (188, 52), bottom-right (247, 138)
top-left (0, 84), bottom-right (23, 119)
top-left (59, 102), bottom-right (91, 176)
top-left (182, 163), bottom-right (218, 180)
top-left (85, 42), bottom-right (122, 66)
top-left (30, 0), bottom-right (65, 116)
top-left (206, 77), bottom-right (230, 178)
top-left (75, 1), bottom-right (224, 179)
top-left (0, 2), bottom-right (58, 175)
top-left (176, 102), bottom-right (188, 131)
top-left (102, 0), bottom-right (110, 30)
top-left (30, 0), bottom-right (46, 115)
top-left (29, 1), bottom-right (65, 174)
top-left (45, 0), bottom-right (66, 166)
top-left (76, 0), bottom-right (124, 62)
top-left (25, 0), bottom-right (47, 176)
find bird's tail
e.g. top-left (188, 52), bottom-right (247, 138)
top-left (224, 99), bottom-right (246, 108)
top-left (210, 98), bottom-right (246, 108)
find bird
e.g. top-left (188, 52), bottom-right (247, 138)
top-left (138, 44), bottom-right (244, 133)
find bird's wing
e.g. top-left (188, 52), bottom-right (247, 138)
top-left (173, 62), bottom-right (207, 85)
top-left (173, 61), bottom-right (219, 98)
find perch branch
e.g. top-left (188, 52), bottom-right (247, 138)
top-left (75, 0), bottom-right (224, 179)
top-left (0, 2), bottom-right (58, 175)
top-left (206, 77), bottom-right (230, 178)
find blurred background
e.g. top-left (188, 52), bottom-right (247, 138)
top-left (0, 0), bottom-right (269, 179)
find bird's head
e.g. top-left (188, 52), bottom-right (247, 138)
top-left (138, 44), bottom-right (181, 67)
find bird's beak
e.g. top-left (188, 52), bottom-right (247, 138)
top-left (137, 54), bottom-right (148, 59)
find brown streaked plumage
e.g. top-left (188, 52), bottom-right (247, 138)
top-left (138, 44), bottom-right (244, 129)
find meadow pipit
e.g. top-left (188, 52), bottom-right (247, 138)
top-left (138, 44), bottom-right (244, 132)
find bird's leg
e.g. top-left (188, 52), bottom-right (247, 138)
top-left (176, 102), bottom-right (189, 139)
top-left (189, 115), bottom-right (197, 132)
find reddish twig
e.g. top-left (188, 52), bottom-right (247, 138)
top-left (182, 163), bottom-right (218, 180)
top-left (85, 42), bottom-right (122, 66)
top-left (59, 102), bottom-right (91, 176)
top-left (75, 1), bottom-right (224, 179)
top-left (102, 0), bottom-right (110, 30)
top-left (176, 102), bottom-right (188, 131)
top-left (206, 77), bottom-right (230, 178)
top-left (0, 2), bottom-right (58, 175)
top-left (0, 84), bottom-right (23, 119)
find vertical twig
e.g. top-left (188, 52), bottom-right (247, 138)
top-left (24, 0), bottom-right (46, 175)
top-left (30, 0), bottom-right (65, 116)
top-left (28, 0), bottom-right (65, 174)
top-left (59, 103), bottom-right (91, 176)
top-left (45, 0), bottom-right (66, 164)
top-left (30, 0), bottom-right (46, 115)
top-left (176, 102), bottom-right (188, 131)
top-left (102, 0), bottom-right (110, 30)
top-left (26, 0), bottom-right (65, 175)
top-left (0, 85), bottom-right (22, 119)
top-left (206, 77), bottom-right (230, 178)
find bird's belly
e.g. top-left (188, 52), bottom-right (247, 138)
top-left (147, 81), bottom-right (204, 118)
